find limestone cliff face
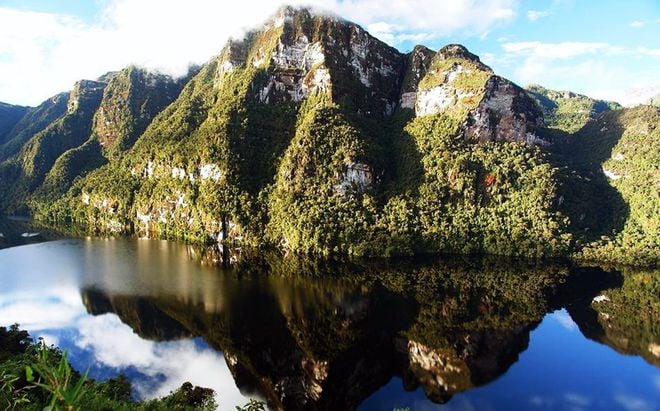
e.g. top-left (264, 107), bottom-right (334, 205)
top-left (399, 45), bottom-right (435, 109)
top-left (406, 44), bottom-right (546, 145)
top-left (398, 327), bottom-right (531, 403)
top-left (216, 6), bottom-right (405, 115)
top-left (465, 75), bottom-right (546, 145)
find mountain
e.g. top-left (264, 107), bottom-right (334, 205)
top-left (0, 93), bottom-right (69, 162)
top-left (0, 103), bottom-right (29, 145)
top-left (0, 6), bottom-right (657, 264)
top-left (526, 84), bottom-right (621, 134)
top-left (559, 105), bottom-right (660, 266)
top-left (0, 80), bottom-right (105, 214)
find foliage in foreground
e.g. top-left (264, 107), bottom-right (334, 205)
top-left (0, 324), bottom-right (262, 410)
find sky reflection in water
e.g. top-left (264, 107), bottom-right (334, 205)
top-left (0, 239), bottom-right (250, 406)
top-left (0, 237), bottom-right (658, 411)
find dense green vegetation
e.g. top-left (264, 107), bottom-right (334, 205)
top-left (0, 7), bottom-right (656, 265)
top-left (526, 84), bottom-right (621, 134)
top-left (0, 94), bottom-right (68, 162)
top-left (0, 81), bottom-right (105, 215)
top-left (0, 325), bottom-right (219, 410)
top-left (561, 106), bottom-right (660, 266)
top-left (567, 266), bottom-right (659, 366)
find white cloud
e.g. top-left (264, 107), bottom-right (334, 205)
top-left (74, 313), bottom-right (249, 404)
top-left (636, 46), bottom-right (660, 57)
top-left (0, 0), bottom-right (517, 106)
top-left (502, 41), bottom-right (612, 59)
top-left (629, 20), bottom-right (645, 28)
top-left (551, 310), bottom-right (578, 331)
top-left (0, 286), bottom-right (83, 330)
top-left (593, 84), bottom-right (660, 107)
top-left (614, 394), bottom-right (655, 411)
top-left (527, 10), bottom-right (550, 21)
top-left (564, 392), bottom-right (591, 407)
top-left (495, 40), bottom-right (660, 105)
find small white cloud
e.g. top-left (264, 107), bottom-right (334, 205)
top-left (481, 52), bottom-right (497, 64)
top-left (629, 20), bottom-right (645, 28)
top-left (502, 41), bottom-right (611, 59)
top-left (614, 394), bottom-right (654, 411)
top-left (551, 310), bottom-right (578, 331)
top-left (36, 333), bottom-right (60, 347)
top-left (527, 10), bottom-right (550, 22)
top-left (636, 46), bottom-right (660, 57)
top-left (530, 395), bottom-right (552, 407)
top-left (564, 392), bottom-right (592, 407)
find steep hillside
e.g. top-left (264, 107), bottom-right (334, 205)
top-left (561, 106), bottom-right (659, 266)
top-left (30, 66), bottom-right (191, 209)
top-left (0, 102), bottom-right (29, 145)
top-left (35, 6), bottom-right (570, 258)
top-left (0, 6), bottom-right (655, 263)
top-left (526, 84), bottom-right (620, 135)
top-left (0, 80), bottom-right (106, 213)
top-left (0, 93), bottom-right (69, 162)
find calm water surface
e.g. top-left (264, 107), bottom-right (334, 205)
top-left (0, 227), bottom-right (658, 410)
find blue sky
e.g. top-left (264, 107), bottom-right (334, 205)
top-left (0, 0), bottom-right (658, 106)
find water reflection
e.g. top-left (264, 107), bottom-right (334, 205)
top-left (0, 238), bottom-right (658, 410)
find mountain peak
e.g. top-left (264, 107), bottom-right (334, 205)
top-left (268, 4), bottom-right (341, 29)
top-left (438, 44), bottom-right (479, 61)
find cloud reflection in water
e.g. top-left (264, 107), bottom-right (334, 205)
top-left (0, 256), bottom-right (249, 407)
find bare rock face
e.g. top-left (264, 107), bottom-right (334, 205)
top-left (464, 76), bottom-right (547, 145)
top-left (400, 339), bottom-right (471, 401)
top-left (398, 326), bottom-right (532, 403)
top-left (216, 6), bottom-right (406, 116)
top-left (66, 80), bottom-right (106, 115)
top-left (400, 46), bottom-right (436, 109)
top-left (404, 43), bottom-right (547, 145)
top-left (334, 162), bottom-right (373, 196)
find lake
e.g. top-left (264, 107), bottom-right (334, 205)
top-left (0, 225), bottom-right (658, 410)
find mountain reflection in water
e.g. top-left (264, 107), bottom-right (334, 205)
top-left (0, 238), bottom-right (657, 410)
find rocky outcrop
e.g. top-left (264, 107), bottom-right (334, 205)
top-left (405, 44), bottom-right (546, 145)
top-left (464, 75), bottom-right (546, 145)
